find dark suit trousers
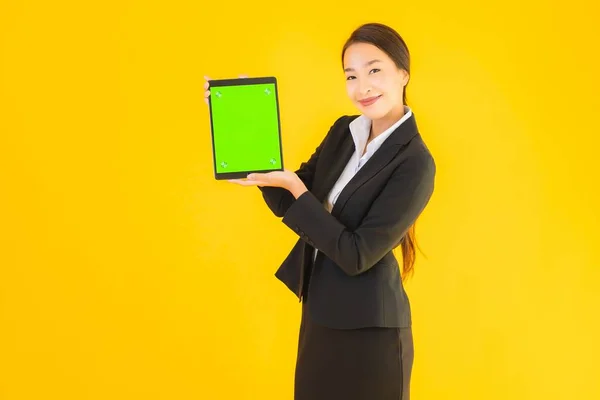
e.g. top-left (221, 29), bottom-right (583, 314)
top-left (294, 300), bottom-right (414, 400)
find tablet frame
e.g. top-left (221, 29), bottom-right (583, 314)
top-left (208, 76), bottom-right (284, 180)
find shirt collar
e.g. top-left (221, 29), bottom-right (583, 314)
top-left (349, 106), bottom-right (413, 157)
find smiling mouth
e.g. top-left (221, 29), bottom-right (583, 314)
top-left (358, 95), bottom-right (382, 106)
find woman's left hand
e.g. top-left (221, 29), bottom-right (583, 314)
top-left (228, 169), bottom-right (308, 199)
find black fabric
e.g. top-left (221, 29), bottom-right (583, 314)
top-left (294, 301), bottom-right (414, 400)
top-left (259, 113), bottom-right (435, 329)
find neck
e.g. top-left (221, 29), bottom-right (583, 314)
top-left (370, 105), bottom-right (406, 140)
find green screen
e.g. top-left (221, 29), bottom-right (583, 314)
top-left (210, 83), bottom-right (282, 174)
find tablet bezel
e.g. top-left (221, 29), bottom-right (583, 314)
top-left (208, 76), bottom-right (284, 180)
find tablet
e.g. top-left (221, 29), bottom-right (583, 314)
top-left (208, 76), bottom-right (284, 180)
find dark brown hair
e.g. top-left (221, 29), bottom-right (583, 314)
top-left (342, 23), bottom-right (419, 281)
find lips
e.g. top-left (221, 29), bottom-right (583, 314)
top-left (358, 95), bottom-right (382, 106)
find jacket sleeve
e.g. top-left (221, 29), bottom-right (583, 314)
top-left (258, 116), bottom-right (346, 217)
top-left (280, 150), bottom-right (436, 276)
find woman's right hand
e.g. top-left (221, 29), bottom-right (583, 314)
top-left (203, 74), bottom-right (249, 105)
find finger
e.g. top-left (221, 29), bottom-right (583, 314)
top-left (228, 179), bottom-right (264, 186)
top-left (247, 173), bottom-right (267, 181)
top-left (203, 76), bottom-right (212, 91)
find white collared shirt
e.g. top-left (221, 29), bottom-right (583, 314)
top-left (313, 106), bottom-right (413, 262)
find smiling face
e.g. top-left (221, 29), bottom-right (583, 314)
top-left (343, 42), bottom-right (409, 121)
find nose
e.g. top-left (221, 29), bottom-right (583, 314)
top-left (358, 80), bottom-right (372, 97)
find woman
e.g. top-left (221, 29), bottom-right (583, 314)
top-left (204, 22), bottom-right (435, 400)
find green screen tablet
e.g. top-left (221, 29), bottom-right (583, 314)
top-left (208, 76), bottom-right (284, 180)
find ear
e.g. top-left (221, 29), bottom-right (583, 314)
top-left (400, 69), bottom-right (410, 86)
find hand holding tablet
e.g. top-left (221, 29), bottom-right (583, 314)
top-left (204, 76), bottom-right (285, 180)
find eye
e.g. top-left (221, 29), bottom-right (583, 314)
top-left (369, 68), bottom-right (381, 74)
top-left (346, 75), bottom-right (356, 81)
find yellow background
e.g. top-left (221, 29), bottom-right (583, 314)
top-left (1, 0), bottom-right (599, 399)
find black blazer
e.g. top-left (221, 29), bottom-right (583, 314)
top-left (258, 112), bottom-right (436, 329)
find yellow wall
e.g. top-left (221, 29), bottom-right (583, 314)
top-left (1, 0), bottom-right (599, 399)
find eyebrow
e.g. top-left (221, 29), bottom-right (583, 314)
top-left (344, 59), bottom-right (382, 72)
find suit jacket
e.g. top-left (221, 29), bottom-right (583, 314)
top-left (258, 112), bottom-right (436, 329)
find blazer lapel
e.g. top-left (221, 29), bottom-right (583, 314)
top-left (329, 144), bottom-right (400, 217)
top-left (313, 134), bottom-right (355, 202)
top-left (330, 113), bottom-right (419, 218)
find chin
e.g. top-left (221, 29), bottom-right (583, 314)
top-left (360, 105), bottom-right (390, 121)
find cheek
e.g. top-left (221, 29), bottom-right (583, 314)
top-left (377, 75), bottom-right (402, 101)
top-left (371, 75), bottom-right (392, 95)
top-left (371, 74), bottom-right (386, 86)
top-left (345, 81), bottom-right (356, 99)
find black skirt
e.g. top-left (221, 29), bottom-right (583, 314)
top-left (294, 301), bottom-right (414, 400)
